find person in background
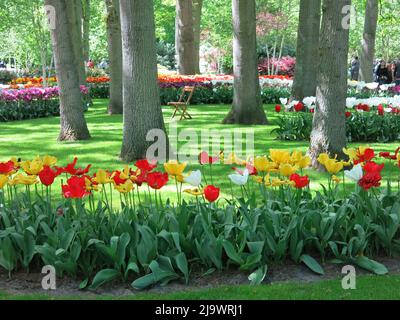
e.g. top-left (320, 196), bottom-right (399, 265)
top-left (87, 59), bottom-right (94, 69)
top-left (394, 59), bottom-right (400, 86)
top-left (375, 60), bottom-right (390, 85)
top-left (350, 56), bottom-right (360, 81)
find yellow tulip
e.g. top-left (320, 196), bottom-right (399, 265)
top-left (9, 173), bottom-right (38, 186)
top-left (183, 188), bottom-right (204, 196)
top-left (269, 150), bottom-right (291, 165)
top-left (85, 177), bottom-right (99, 192)
top-left (254, 156), bottom-right (277, 173)
top-left (324, 158), bottom-right (343, 174)
top-left (271, 178), bottom-right (292, 187)
top-left (343, 148), bottom-right (358, 162)
top-left (0, 175), bottom-right (8, 189)
top-left (253, 176), bottom-right (264, 184)
top-left (94, 169), bottom-right (113, 184)
top-left (279, 164), bottom-right (298, 177)
top-left (21, 159), bottom-right (43, 175)
top-left (317, 153), bottom-right (330, 166)
top-left (290, 151), bottom-right (303, 163)
top-left (164, 160), bottom-right (187, 182)
top-left (115, 180), bottom-right (134, 194)
top-left (42, 155), bottom-right (58, 167)
top-left (120, 165), bottom-right (132, 180)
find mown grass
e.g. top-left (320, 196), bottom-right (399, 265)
top-left (1, 275), bottom-right (400, 300)
top-left (0, 99), bottom-right (399, 200)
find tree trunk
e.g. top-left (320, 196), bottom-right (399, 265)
top-left (193, 0), bottom-right (203, 74)
top-left (105, 0), bottom-right (123, 115)
top-left (175, 0), bottom-right (196, 75)
top-left (119, 0), bottom-right (167, 162)
top-left (359, 0), bottom-right (378, 83)
top-left (66, 0), bottom-right (86, 85)
top-left (45, 0), bottom-right (91, 141)
top-left (222, 0), bottom-right (267, 125)
top-left (82, 0), bottom-right (91, 62)
top-left (291, 0), bottom-right (321, 101)
top-left (309, 0), bottom-right (351, 167)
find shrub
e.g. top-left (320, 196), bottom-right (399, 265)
top-left (156, 40), bottom-right (176, 70)
top-left (0, 69), bottom-right (17, 83)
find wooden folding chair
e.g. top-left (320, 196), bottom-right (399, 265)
top-left (168, 86), bottom-right (195, 120)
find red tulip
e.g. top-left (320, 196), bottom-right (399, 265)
top-left (345, 111), bottom-right (352, 118)
top-left (379, 147), bottom-right (400, 161)
top-left (135, 159), bottom-right (157, 173)
top-left (112, 171), bottom-right (128, 186)
top-left (354, 148), bottom-right (375, 164)
top-left (204, 185), bottom-right (220, 202)
top-left (377, 104), bottom-right (384, 116)
top-left (39, 166), bottom-right (59, 186)
top-left (289, 173), bottom-right (310, 189)
top-left (364, 161), bottom-right (384, 174)
top-left (147, 172), bottom-right (169, 190)
top-left (294, 102), bottom-right (304, 112)
top-left (275, 105), bottom-right (282, 113)
top-left (62, 176), bottom-right (91, 199)
top-left (0, 161), bottom-right (15, 175)
top-left (358, 171), bottom-right (382, 191)
top-left (56, 158), bottom-right (91, 176)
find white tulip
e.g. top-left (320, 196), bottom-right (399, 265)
top-left (184, 170), bottom-right (202, 187)
top-left (228, 169), bottom-right (249, 186)
top-left (280, 98), bottom-right (288, 106)
top-left (344, 164), bottom-right (363, 182)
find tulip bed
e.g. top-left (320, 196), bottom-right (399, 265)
top-left (1, 144), bottom-right (400, 290)
top-left (0, 86), bottom-right (90, 122)
top-left (274, 109), bottom-right (400, 142)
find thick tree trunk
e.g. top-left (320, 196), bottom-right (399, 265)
top-left (222, 0), bottom-right (267, 125)
top-left (45, 0), bottom-right (91, 141)
top-left (359, 0), bottom-right (378, 83)
top-left (105, 0), bottom-right (123, 115)
top-left (291, 0), bottom-right (321, 101)
top-left (66, 0), bottom-right (86, 85)
top-left (309, 0), bottom-right (351, 167)
top-left (175, 0), bottom-right (197, 75)
top-left (82, 0), bottom-right (91, 62)
top-left (193, 0), bottom-right (203, 74)
top-left (119, 0), bottom-right (167, 162)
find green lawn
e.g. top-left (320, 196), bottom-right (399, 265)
top-left (1, 275), bottom-right (400, 300)
top-left (0, 99), bottom-right (399, 200)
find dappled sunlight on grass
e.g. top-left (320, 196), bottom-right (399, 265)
top-left (1, 99), bottom-right (399, 200)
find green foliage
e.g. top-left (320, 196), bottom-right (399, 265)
top-left (0, 100), bottom-right (60, 122)
top-left (2, 185), bottom-right (400, 290)
top-left (273, 112), bottom-right (313, 141)
top-left (156, 40), bottom-right (176, 70)
top-left (0, 69), bottom-right (17, 83)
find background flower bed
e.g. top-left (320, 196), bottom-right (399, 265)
top-left (0, 87), bottom-right (90, 122)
